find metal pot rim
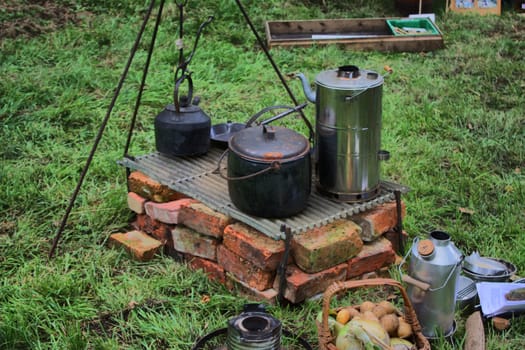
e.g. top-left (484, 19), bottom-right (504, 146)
top-left (462, 257), bottom-right (516, 281)
top-left (463, 253), bottom-right (508, 276)
top-left (229, 145), bottom-right (310, 164)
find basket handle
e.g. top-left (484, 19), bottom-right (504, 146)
top-left (319, 278), bottom-right (424, 348)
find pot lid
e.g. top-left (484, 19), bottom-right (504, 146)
top-left (315, 65), bottom-right (384, 90)
top-left (229, 125), bottom-right (309, 162)
top-left (463, 252), bottom-right (508, 276)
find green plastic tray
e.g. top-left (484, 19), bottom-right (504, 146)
top-left (387, 18), bottom-right (440, 36)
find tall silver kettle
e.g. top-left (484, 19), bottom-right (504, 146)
top-left (401, 230), bottom-right (463, 338)
top-left (295, 65), bottom-right (389, 202)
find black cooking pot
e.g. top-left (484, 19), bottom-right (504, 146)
top-left (154, 74), bottom-right (211, 157)
top-left (218, 104), bottom-right (311, 218)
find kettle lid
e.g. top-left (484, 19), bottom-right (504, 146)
top-left (229, 125), bottom-right (309, 162)
top-left (315, 65), bottom-right (384, 90)
top-left (418, 239), bottom-right (435, 258)
top-left (156, 103), bottom-right (210, 124)
top-left (166, 102), bottom-right (204, 115)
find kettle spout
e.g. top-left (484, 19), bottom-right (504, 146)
top-left (295, 73), bottom-right (316, 103)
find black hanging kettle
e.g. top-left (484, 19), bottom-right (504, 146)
top-left (154, 74), bottom-right (211, 157)
top-left (154, 13), bottom-right (213, 157)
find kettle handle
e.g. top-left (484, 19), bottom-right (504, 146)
top-left (401, 274), bottom-right (431, 291)
top-left (173, 74), bottom-right (193, 113)
top-left (398, 237), bottom-right (464, 292)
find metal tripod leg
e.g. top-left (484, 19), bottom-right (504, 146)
top-left (49, 0), bottom-right (163, 258)
top-left (234, 0), bottom-right (315, 143)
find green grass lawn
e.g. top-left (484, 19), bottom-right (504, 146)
top-left (1, 0), bottom-right (524, 348)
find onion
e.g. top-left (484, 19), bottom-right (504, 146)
top-left (335, 329), bottom-right (364, 350)
top-left (390, 337), bottom-right (416, 350)
top-left (344, 318), bottom-right (391, 349)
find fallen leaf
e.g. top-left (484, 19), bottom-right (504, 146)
top-left (458, 207), bottom-right (475, 215)
top-left (201, 295), bottom-right (211, 303)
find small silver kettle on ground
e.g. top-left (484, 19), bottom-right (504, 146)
top-left (191, 304), bottom-right (313, 350)
top-left (400, 230), bottom-right (463, 338)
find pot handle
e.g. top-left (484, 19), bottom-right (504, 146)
top-left (213, 149), bottom-right (281, 181)
top-left (244, 102), bottom-right (308, 127)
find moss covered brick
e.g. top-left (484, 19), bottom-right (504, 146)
top-left (291, 219), bottom-right (363, 273)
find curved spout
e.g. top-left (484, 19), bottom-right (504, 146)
top-left (295, 73), bottom-right (316, 103)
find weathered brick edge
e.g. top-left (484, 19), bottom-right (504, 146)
top-left (110, 171), bottom-right (403, 303)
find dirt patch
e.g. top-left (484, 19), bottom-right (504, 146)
top-left (81, 299), bottom-right (172, 347)
top-left (0, 220), bottom-right (16, 236)
top-left (0, 0), bottom-right (78, 40)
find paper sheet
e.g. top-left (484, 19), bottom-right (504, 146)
top-left (477, 282), bottom-right (525, 317)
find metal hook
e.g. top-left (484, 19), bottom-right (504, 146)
top-left (174, 13), bottom-right (213, 83)
top-left (181, 15), bottom-right (214, 70)
top-left (175, 0), bottom-right (188, 8)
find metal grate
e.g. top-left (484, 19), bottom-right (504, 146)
top-left (118, 148), bottom-right (408, 240)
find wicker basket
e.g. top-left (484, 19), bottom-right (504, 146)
top-left (317, 278), bottom-right (431, 350)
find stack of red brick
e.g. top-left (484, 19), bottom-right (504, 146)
top-left (110, 171), bottom-right (406, 304)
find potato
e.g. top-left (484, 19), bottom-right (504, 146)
top-left (362, 310), bottom-right (380, 323)
top-left (344, 306), bottom-right (361, 319)
top-left (397, 320), bottom-right (413, 339)
top-left (359, 301), bottom-right (376, 313)
top-left (380, 313), bottom-right (400, 336)
top-left (378, 300), bottom-right (396, 314)
top-left (372, 305), bottom-right (389, 319)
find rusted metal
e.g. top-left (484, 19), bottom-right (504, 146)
top-left (118, 148), bottom-right (408, 240)
top-left (277, 225), bottom-right (292, 305)
top-left (395, 190), bottom-right (406, 255)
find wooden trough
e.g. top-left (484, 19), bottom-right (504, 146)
top-left (265, 17), bottom-right (444, 52)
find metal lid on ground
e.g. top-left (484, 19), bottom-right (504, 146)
top-left (463, 251), bottom-right (508, 276)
